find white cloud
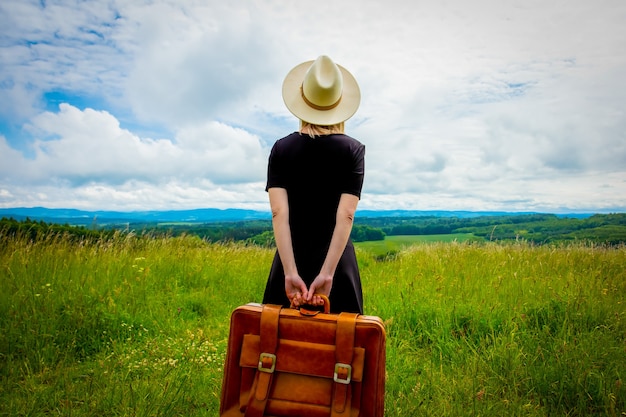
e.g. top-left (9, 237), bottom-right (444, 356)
top-left (0, 0), bottom-right (128, 116)
top-left (0, 179), bottom-right (268, 211)
top-left (0, 0), bottom-right (625, 211)
top-left (2, 104), bottom-right (267, 205)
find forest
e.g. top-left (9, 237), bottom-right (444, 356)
top-left (355, 212), bottom-right (626, 244)
top-left (2, 212), bottom-right (626, 246)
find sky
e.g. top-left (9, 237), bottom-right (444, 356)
top-left (1, 0), bottom-right (625, 213)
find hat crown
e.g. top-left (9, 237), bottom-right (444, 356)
top-left (301, 56), bottom-right (343, 108)
top-left (282, 55), bottom-right (360, 125)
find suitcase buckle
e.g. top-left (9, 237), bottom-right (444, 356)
top-left (334, 363), bottom-right (352, 384)
top-left (258, 353), bottom-right (276, 373)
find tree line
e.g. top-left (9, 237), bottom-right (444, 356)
top-left (0, 217), bottom-right (114, 241)
top-left (354, 213), bottom-right (626, 244)
top-left (3, 213), bottom-right (625, 246)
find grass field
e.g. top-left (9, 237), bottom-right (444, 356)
top-left (355, 233), bottom-right (479, 257)
top-left (1, 231), bottom-right (625, 416)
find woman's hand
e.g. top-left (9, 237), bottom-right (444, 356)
top-left (306, 273), bottom-right (333, 305)
top-left (285, 274), bottom-right (308, 307)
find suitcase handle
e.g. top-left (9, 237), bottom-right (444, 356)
top-left (291, 294), bottom-right (330, 315)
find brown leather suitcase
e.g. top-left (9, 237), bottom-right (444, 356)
top-left (219, 299), bottom-right (386, 417)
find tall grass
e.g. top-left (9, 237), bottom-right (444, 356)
top-left (1, 231), bottom-right (624, 416)
top-left (364, 242), bottom-right (626, 416)
top-left (0, 231), bottom-right (270, 415)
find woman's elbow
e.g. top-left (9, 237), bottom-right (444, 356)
top-left (271, 206), bottom-right (287, 221)
top-left (337, 194), bottom-right (359, 224)
top-left (337, 206), bottom-right (356, 224)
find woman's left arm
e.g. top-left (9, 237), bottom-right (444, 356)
top-left (268, 187), bottom-right (309, 306)
top-left (306, 193), bottom-right (359, 304)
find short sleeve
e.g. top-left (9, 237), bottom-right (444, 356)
top-left (341, 144), bottom-right (365, 198)
top-left (265, 141), bottom-right (286, 191)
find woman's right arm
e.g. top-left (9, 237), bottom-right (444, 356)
top-left (307, 193), bottom-right (359, 304)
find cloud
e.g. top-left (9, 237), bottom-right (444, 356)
top-left (3, 103), bottom-right (267, 187)
top-left (1, 0), bottom-right (625, 212)
top-left (0, 178), bottom-right (268, 211)
top-left (0, 0), bottom-right (128, 118)
top-left (124, 2), bottom-right (287, 127)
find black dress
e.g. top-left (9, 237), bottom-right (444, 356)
top-left (262, 132), bottom-right (365, 314)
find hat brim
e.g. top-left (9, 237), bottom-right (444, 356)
top-left (282, 60), bottom-right (361, 126)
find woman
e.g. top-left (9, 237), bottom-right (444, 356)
top-left (262, 55), bottom-right (365, 314)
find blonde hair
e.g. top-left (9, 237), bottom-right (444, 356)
top-left (299, 121), bottom-right (345, 138)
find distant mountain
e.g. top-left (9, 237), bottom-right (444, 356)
top-left (0, 207), bottom-right (595, 226)
top-left (0, 207), bottom-right (272, 225)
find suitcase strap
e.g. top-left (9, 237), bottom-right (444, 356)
top-left (332, 312), bottom-right (358, 417)
top-left (245, 304), bottom-right (281, 417)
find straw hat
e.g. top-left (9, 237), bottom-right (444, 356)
top-left (282, 55), bottom-right (361, 126)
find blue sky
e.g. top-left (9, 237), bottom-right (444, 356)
top-left (1, 0), bottom-right (625, 212)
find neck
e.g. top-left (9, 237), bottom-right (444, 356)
top-left (299, 122), bottom-right (345, 138)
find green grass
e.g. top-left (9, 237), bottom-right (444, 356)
top-left (356, 233), bottom-right (479, 257)
top-left (1, 231), bottom-right (625, 416)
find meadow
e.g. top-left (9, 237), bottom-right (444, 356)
top-left (356, 234), bottom-right (478, 258)
top-left (1, 231), bottom-right (625, 416)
